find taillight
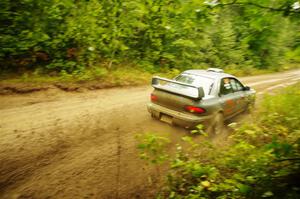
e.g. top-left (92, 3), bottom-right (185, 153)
top-left (185, 105), bottom-right (206, 114)
top-left (151, 94), bottom-right (158, 102)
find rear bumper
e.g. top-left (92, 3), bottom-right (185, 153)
top-left (147, 103), bottom-right (213, 128)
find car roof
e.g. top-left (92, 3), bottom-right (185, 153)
top-left (182, 69), bottom-right (236, 79)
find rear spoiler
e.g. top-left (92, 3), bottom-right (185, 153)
top-left (151, 76), bottom-right (205, 100)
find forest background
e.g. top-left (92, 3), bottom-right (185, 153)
top-left (1, 0), bottom-right (300, 83)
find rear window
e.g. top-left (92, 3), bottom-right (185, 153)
top-left (175, 74), bottom-right (215, 95)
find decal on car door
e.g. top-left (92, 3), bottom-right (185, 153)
top-left (224, 99), bottom-right (235, 115)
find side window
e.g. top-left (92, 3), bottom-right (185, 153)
top-left (220, 78), bottom-right (234, 95)
top-left (230, 79), bottom-right (243, 92)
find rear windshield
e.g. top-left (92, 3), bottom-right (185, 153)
top-left (175, 74), bottom-right (215, 95)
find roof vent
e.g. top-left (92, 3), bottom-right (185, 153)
top-left (207, 68), bottom-right (224, 73)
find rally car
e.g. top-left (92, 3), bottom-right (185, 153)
top-left (147, 68), bottom-right (256, 135)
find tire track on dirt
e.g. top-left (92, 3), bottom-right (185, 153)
top-left (0, 98), bottom-right (169, 198)
top-left (0, 94), bottom-right (148, 134)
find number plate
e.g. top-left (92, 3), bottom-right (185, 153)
top-left (160, 114), bottom-right (173, 124)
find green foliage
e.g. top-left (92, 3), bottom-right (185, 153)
top-left (190, 124), bottom-right (207, 135)
top-left (137, 84), bottom-right (300, 198)
top-left (1, 0), bottom-right (300, 75)
top-left (136, 133), bottom-right (170, 164)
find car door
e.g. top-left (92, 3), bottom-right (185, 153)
top-left (218, 77), bottom-right (240, 119)
top-left (229, 78), bottom-right (248, 113)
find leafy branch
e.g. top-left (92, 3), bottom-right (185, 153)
top-left (218, 0), bottom-right (300, 14)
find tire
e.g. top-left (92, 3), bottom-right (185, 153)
top-left (244, 101), bottom-right (255, 114)
top-left (207, 112), bottom-right (224, 138)
top-left (244, 96), bottom-right (256, 114)
top-left (151, 112), bottom-right (157, 119)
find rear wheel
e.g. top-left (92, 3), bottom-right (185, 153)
top-left (151, 113), bottom-right (155, 118)
top-left (207, 112), bottom-right (224, 138)
top-left (151, 112), bottom-right (159, 120)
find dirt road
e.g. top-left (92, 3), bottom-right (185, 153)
top-left (0, 70), bottom-right (300, 199)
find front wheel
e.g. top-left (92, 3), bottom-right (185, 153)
top-left (207, 113), bottom-right (224, 138)
top-left (244, 101), bottom-right (255, 114)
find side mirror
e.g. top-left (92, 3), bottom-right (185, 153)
top-left (243, 86), bottom-right (250, 91)
top-left (198, 87), bottom-right (205, 99)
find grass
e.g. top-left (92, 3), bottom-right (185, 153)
top-left (1, 63), bottom-right (299, 89)
top-left (0, 63), bottom-right (182, 89)
top-left (0, 67), bottom-right (152, 87)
